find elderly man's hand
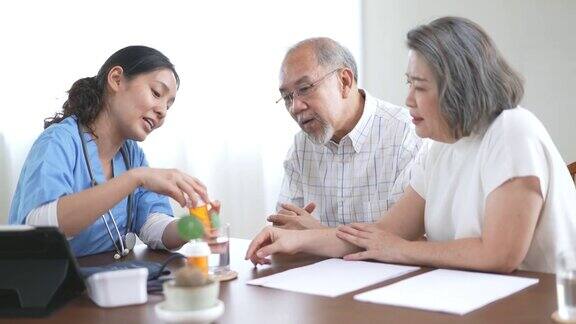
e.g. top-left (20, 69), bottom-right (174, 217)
top-left (244, 226), bottom-right (302, 266)
top-left (267, 202), bottom-right (326, 230)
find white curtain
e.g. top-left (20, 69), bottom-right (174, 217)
top-left (0, 0), bottom-right (362, 238)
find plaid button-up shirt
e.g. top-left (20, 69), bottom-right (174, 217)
top-left (277, 91), bottom-right (422, 226)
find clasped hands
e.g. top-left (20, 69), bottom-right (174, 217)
top-left (267, 202), bottom-right (325, 230)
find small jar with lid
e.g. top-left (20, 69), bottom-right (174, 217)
top-left (184, 239), bottom-right (211, 275)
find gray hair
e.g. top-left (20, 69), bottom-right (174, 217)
top-left (285, 37), bottom-right (358, 83)
top-left (407, 16), bottom-right (524, 139)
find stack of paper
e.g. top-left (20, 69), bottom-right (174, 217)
top-left (247, 258), bottom-right (419, 297)
top-left (354, 269), bottom-right (539, 315)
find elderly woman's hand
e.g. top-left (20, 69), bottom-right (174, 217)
top-left (336, 223), bottom-right (408, 263)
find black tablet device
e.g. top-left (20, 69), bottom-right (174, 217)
top-left (0, 226), bottom-right (85, 317)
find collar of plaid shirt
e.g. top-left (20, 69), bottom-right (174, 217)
top-left (325, 89), bottom-right (376, 153)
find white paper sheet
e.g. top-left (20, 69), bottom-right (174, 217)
top-left (247, 258), bottom-right (419, 297)
top-left (354, 269), bottom-right (539, 315)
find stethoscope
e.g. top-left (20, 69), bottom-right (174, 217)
top-left (77, 120), bottom-right (137, 259)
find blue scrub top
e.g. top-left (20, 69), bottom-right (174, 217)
top-left (9, 116), bottom-right (173, 257)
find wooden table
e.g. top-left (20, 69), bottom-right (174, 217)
top-left (2, 239), bottom-right (559, 324)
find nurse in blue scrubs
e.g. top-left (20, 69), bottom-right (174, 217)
top-left (9, 46), bottom-right (215, 257)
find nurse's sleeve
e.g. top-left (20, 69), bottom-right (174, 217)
top-left (139, 212), bottom-right (174, 250)
top-left (9, 130), bottom-right (76, 225)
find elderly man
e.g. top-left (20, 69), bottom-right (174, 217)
top-left (269, 37), bottom-right (422, 230)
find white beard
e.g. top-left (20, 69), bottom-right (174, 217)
top-left (307, 121), bottom-right (334, 145)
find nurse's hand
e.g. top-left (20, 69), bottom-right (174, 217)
top-left (131, 167), bottom-right (210, 207)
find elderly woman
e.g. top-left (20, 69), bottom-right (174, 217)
top-left (245, 17), bottom-right (576, 273)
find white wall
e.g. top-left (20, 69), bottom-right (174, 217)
top-left (0, 1), bottom-right (362, 240)
top-left (3, 0), bottom-right (574, 239)
top-left (362, 0), bottom-right (576, 163)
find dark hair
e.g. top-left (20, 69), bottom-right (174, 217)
top-left (44, 45), bottom-right (180, 129)
top-left (407, 17), bottom-right (524, 139)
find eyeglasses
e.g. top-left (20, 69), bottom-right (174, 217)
top-left (276, 68), bottom-right (340, 107)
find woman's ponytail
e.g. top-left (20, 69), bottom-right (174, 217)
top-left (44, 76), bottom-right (103, 129)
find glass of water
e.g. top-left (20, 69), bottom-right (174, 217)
top-left (205, 223), bottom-right (232, 279)
top-left (556, 251), bottom-right (576, 321)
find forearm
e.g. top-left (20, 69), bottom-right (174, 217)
top-left (397, 238), bottom-right (520, 273)
top-left (162, 220), bottom-right (188, 250)
top-left (375, 186), bottom-right (426, 241)
top-left (299, 228), bottom-right (361, 258)
top-left (57, 169), bottom-right (141, 236)
top-left (396, 177), bottom-right (543, 273)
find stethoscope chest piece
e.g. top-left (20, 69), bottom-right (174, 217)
top-left (125, 232), bottom-right (137, 250)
